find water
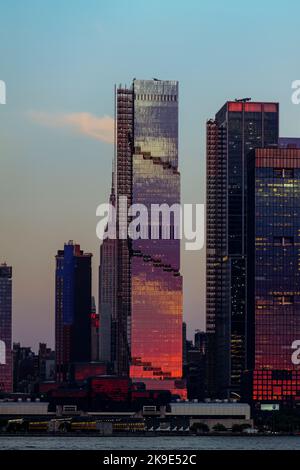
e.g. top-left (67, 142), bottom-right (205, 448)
top-left (1, 435), bottom-right (300, 450)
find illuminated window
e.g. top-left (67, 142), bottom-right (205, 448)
top-left (273, 168), bottom-right (294, 178)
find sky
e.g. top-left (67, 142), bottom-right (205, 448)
top-left (1, 0), bottom-right (300, 350)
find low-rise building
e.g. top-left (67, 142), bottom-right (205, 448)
top-left (167, 402), bottom-right (252, 430)
top-left (0, 401), bottom-right (49, 416)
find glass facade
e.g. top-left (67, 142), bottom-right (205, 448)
top-left (0, 264), bottom-right (12, 392)
top-left (131, 151), bottom-right (182, 380)
top-left (248, 148), bottom-right (300, 403)
top-left (55, 241), bottom-right (92, 382)
top-left (115, 87), bottom-right (133, 376)
top-left (133, 80), bottom-right (178, 167)
top-left (100, 80), bottom-right (184, 392)
top-left (130, 80), bottom-right (183, 387)
top-left (206, 101), bottom-right (279, 397)
top-left (206, 120), bottom-right (228, 396)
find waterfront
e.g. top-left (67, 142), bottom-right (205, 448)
top-left (1, 435), bottom-right (300, 450)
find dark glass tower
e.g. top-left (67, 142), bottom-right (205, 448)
top-left (247, 148), bottom-right (300, 403)
top-left (99, 80), bottom-right (184, 396)
top-left (206, 101), bottom-right (279, 397)
top-left (0, 263), bottom-right (12, 392)
top-left (55, 241), bottom-right (92, 382)
top-left (279, 137), bottom-right (300, 149)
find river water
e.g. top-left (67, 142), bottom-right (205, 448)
top-left (0, 435), bottom-right (300, 450)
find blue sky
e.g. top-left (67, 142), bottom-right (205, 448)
top-left (0, 0), bottom-right (300, 349)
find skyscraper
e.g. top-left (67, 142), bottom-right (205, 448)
top-left (99, 237), bottom-right (117, 366)
top-left (0, 263), bottom-right (12, 392)
top-left (99, 79), bottom-right (184, 396)
top-left (206, 100), bottom-right (279, 397)
top-left (55, 241), bottom-right (92, 382)
top-left (247, 147), bottom-right (300, 403)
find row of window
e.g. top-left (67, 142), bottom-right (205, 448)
top-left (135, 94), bottom-right (177, 102)
top-left (273, 168), bottom-right (295, 178)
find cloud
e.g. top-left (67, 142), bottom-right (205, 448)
top-left (28, 111), bottom-right (114, 144)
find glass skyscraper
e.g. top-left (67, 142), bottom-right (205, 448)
top-left (99, 79), bottom-right (184, 396)
top-left (247, 148), bottom-right (300, 403)
top-left (55, 241), bottom-right (92, 382)
top-left (0, 263), bottom-right (12, 392)
top-left (131, 80), bottom-right (182, 384)
top-left (206, 101), bottom-right (279, 398)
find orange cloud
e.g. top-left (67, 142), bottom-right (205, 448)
top-left (28, 111), bottom-right (114, 144)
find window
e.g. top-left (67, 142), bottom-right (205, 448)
top-left (273, 168), bottom-right (294, 178)
top-left (273, 236), bottom-right (294, 246)
top-left (273, 294), bottom-right (294, 305)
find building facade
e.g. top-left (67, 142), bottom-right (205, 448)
top-left (99, 231), bottom-right (117, 367)
top-left (91, 297), bottom-right (99, 362)
top-left (0, 263), bottom-right (12, 392)
top-left (206, 101), bottom-right (279, 397)
top-left (55, 241), bottom-right (92, 382)
top-left (99, 79), bottom-right (183, 395)
top-left (247, 148), bottom-right (300, 404)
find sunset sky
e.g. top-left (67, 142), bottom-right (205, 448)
top-left (1, 0), bottom-right (300, 349)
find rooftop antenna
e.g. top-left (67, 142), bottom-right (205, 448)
top-left (235, 97), bottom-right (251, 102)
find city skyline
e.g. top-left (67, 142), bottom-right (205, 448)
top-left (1, 1), bottom-right (300, 350)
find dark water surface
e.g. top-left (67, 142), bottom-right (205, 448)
top-left (0, 435), bottom-right (299, 450)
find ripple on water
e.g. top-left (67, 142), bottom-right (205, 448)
top-left (0, 435), bottom-right (300, 450)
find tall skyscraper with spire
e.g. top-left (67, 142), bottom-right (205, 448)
top-left (99, 79), bottom-right (184, 396)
